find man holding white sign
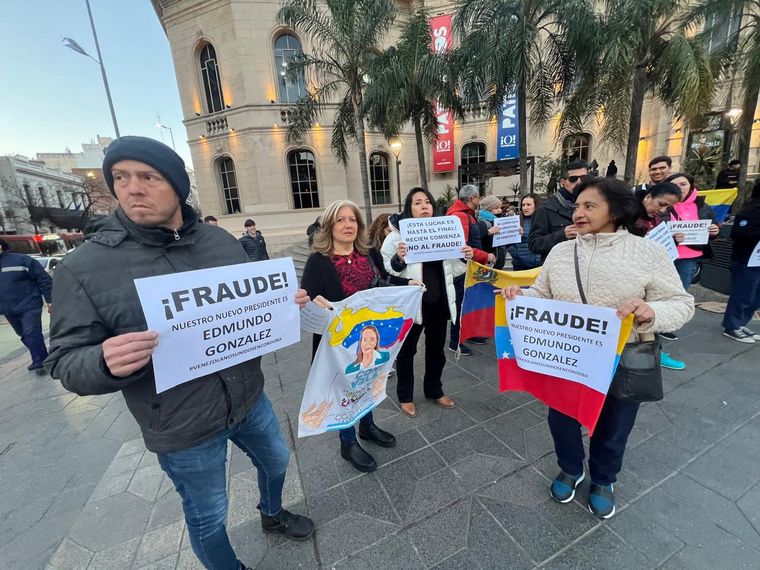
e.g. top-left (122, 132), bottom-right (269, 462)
top-left (46, 137), bottom-right (314, 569)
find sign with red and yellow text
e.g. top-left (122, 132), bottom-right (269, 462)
top-left (430, 14), bottom-right (455, 173)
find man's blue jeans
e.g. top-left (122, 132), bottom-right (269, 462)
top-left (722, 262), bottom-right (760, 331)
top-left (157, 393), bottom-right (289, 570)
top-left (5, 309), bottom-right (47, 365)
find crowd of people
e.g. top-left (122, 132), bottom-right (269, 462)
top-left (1, 135), bottom-right (758, 569)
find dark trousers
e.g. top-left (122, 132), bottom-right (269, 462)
top-left (448, 274), bottom-right (465, 348)
top-left (338, 412), bottom-right (374, 444)
top-left (547, 396), bottom-right (640, 485)
top-left (723, 262), bottom-right (760, 331)
top-left (6, 309), bottom-right (48, 365)
top-left (396, 298), bottom-right (448, 403)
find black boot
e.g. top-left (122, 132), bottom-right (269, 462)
top-left (359, 423), bottom-right (397, 448)
top-left (261, 509), bottom-right (315, 541)
top-left (340, 440), bottom-right (377, 472)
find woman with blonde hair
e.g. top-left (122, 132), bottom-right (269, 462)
top-left (301, 200), bottom-right (413, 473)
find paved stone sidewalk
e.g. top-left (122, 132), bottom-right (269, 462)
top-left (2, 308), bottom-right (760, 569)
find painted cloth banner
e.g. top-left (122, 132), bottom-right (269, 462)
top-left (496, 295), bottom-right (633, 435)
top-left (430, 14), bottom-right (455, 173)
top-left (497, 94), bottom-right (519, 160)
top-left (459, 260), bottom-right (540, 342)
top-left (134, 258), bottom-right (300, 393)
top-left (697, 188), bottom-right (738, 223)
top-left (399, 215), bottom-right (466, 263)
top-left (298, 286), bottom-right (423, 437)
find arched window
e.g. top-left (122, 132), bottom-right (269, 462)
top-left (562, 133), bottom-right (591, 163)
top-left (369, 152), bottom-right (391, 205)
top-left (274, 34), bottom-right (306, 104)
top-left (199, 43), bottom-right (225, 114)
top-left (288, 149), bottom-right (319, 209)
top-left (217, 157), bottom-right (240, 214)
top-left (461, 142), bottom-right (487, 188)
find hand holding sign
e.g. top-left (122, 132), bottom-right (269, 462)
top-left (668, 220), bottom-right (711, 245)
top-left (103, 331), bottom-right (159, 377)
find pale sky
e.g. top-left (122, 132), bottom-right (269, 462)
top-left (0, 0), bottom-right (192, 166)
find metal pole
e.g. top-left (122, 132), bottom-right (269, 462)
top-left (167, 127), bottom-right (176, 150)
top-left (395, 158), bottom-right (402, 208)
top-left (85, 0), bottom-right (120, 137)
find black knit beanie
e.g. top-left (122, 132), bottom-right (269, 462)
top-left (102, 136), bottom-right (190, 202)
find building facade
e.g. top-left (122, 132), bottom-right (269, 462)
top-left (152, 0), bottom-right (760, 246)
top-left (0, 156), bottom-right (88, 234)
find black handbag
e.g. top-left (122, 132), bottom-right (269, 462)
top-left (573, 245), bottom-right (663, 402)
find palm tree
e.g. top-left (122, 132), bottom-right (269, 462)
top-left (277, 0), bottom-right (397, 221)
top-left (362, 10), bottom-right (463, 190)
top-left (687, 0), bottom-right (755, 201)
top-left (454, 0), bottom-right (596, 193)
top-left (560, 0), bottom-right (716, 184)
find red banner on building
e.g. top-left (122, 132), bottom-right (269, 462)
top-left (430, 14), bottom-right (455, 173)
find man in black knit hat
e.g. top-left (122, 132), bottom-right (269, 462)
top-left (46, 136), bottom-right (314, 569)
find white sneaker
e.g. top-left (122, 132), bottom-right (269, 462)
top-left (723, 329), bottom-right (756, 344)
top-left (740, 327), bottom-right (760, 341)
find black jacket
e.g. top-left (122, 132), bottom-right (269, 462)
top-left (716, 168), bottom-right (740, 188)
top-left (0, 251), bottom-right (53, 315)
top-left (46, 205), bottom-right (267, 453)
top-left (506, 216), bottom-right (542, 270)
top-left (239, 231), bottom-right (269, 261)
top-left (528, 193), bottom-right (574, 259)
top-left (730, 199), bottom-right (760, 263)
top-left (301, 249), bottom-right (407, 356)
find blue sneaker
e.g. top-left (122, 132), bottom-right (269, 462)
top-left (550, 471), bottom-right (585, 503)
top-left (660, 352), bottom-right (685, 370)
top-left (588, 483), bottom-right (615, 519)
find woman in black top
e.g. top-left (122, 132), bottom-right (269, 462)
top-left (301, 200), bottom-right (413, 473)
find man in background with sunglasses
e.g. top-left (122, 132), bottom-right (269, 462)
top-left (528, 160), bottom-right (589, 261)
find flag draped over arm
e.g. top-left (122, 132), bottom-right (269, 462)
top-left (459, 261), bottom-right (541, 342)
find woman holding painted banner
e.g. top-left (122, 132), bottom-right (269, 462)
top-left (381, 187), bottom-right (471, 418)
top-left (501, 177), bottom-right (694, 519)
top-left (633, 182), bottom-right (687, 371)
top-left (301, 200), bottom-right (417, 473)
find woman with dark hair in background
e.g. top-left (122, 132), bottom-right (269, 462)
top-left (722, 180), bottom-right (760, 342)
top-left (381, 187), bottom-right (470, 417)
top-left (301, 200), bottom-right (404, 473)
top-left (506, 193), bottom-right (543, 271)
top-left (501, 178), bottom-right (694, 519)
top-left (633, 181), bottom-right (687, 370)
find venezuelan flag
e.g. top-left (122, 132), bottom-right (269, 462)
top-left (495, 295), bottom-right (634, 435)
top-left (697, 188), bottom-right (738, 223)
top-left (459, 261), bottom-right (540, 342)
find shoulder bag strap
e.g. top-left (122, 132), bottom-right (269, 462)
top-left (573, 243), bottom-right (588, 305)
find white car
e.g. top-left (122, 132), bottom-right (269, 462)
top-left (33, 256), bottom-right (62, 276)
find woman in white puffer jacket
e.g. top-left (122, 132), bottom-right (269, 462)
top-left (381, 187), bottom-right (470, 418)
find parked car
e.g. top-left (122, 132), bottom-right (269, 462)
top-left (34, 256), bottom-right (61, 276)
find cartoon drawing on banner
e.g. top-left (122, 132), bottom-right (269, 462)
top-left (298, 287), bottom-right (423, 437)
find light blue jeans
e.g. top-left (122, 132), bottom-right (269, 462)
top-left (157, 393), bottom-right (290, 570)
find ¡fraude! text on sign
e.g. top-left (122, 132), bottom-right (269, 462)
top-left (667, 219), bottom-right (711, 246)
top-left (399, 215), bottom-right (466, 263)
top-left (134, 257), bottom-right (300, 393)
top-left (505, 296), bottom-right (623, 394)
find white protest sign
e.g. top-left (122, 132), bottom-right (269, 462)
top-left (668, 219), bottom-right (711, 245)
top-left (491, 215), bottom-right (522, 247)
top-left (399, 215), bottom-right (465, 263)
top-left (749, 241), bottom-right (760, 267)
top-left (646, 223), bottom-right (678, 260)
top-left (298, 286), bottom-right (423, 437)
top-left (506, 296), bottom-right (622, 393)
top-left (300, 301), bottom-right (330, 334)
top-left (134, 258), bottom-right (300, 393)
